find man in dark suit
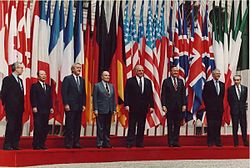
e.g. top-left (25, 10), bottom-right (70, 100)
top-left (30, 70), bottom-right (53, 150)
top-left (1, 62), bottom-right (24, 150)
top-left (202, 69), bottom-right (225, 147)
top-left (227, 75), bottom-right (249, 147)
top-left (62, 63), bottom-right (86, 149)
top-left (124, 65), bottom-right (154, 148)
top-left (161, 66), bottom-right (186, 147)
top-left (93, 70), bottom-right (116, 148)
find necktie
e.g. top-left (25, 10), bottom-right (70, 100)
top-left (173, 77), bottom-right (178, 91)
top-left (76, 76), bottom-right (80, 91)
top-left (43, 83), bottom-right (46, 92)
top-left (18, 77), bottom-right (23, 91)
top-left (139, 77), bottom-right (143, 94)
top-left (216, 81), bottom-right (220, 95)
top-left (105, 83), bottom-right (110, 95)
top-left (237, 85), bottom-right (241, 100)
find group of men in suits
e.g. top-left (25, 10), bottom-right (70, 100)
top-left (0, 62), bottom-right (248, 150)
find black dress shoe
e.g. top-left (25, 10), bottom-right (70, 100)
top-left (13, 147), bottom-right (21, 150)
top-left (3, 146), bottom-right (13, 150)
top-left (136, 144), bottom-right (144, 148)
top-left (168, 144), bottom-right (174, 147)
top-left (234, 144), bottom-right (239, 147)
top-left (173, 143), bottom-right (181, 147)
top-left (33, 146), bottom-right (42, 150)
top-left (215, 143), bottom-right (223, 147)
top-left (73, 144), bottom-right (82, 149)
top-left (41, 146), bottom-right (48, 150)
top-left (97, 146), bottom-right (102, 149)
top-left (126, 144), bottom-right (132, 148)
top-left (65, 145), bottom-right (72, 149)
top-left (244, 142), bottom-right (249, 147)
top-left (207, 143), bottom-right (213, 147)
top-left (103, 145), bottom-right (113, 148)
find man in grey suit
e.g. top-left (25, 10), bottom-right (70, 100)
top-left (228, 75), bottom-right (249, 147)
top-left (93, 70), bottom-right (116, 148)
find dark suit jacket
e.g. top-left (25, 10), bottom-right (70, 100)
top-left (30, 82), bottom-right (53, 114)
top-left (1, 74), bottom-right (24, 114)
top-left (202, 80), bottom-right (225, 120)
top-left (228, 85), bottom-right (248, 115)
top-left (161, 77), bottom-right (186, 118)
top-left (61, 74), bottom-right (86, 111)
top-left (92, 82), bottom-right (116, 114)
top-left (124, 76), bottom-right (154, 115)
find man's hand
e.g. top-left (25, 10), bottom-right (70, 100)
top-left (162, 106), bottom-right (167, 113)
top-left (125, 106), bottom-right (129, 112)
top-left (82, 106), bottom-right (86, 112)
top-left (32, 107), bottom-right (38, 113)
top-left (50, 108), bottom-right (54, 114)
top-left (182, 105), bottom-right (186, 112)
top-left (64, 104), bottom-right (70, 112)
top-left (113, 111), bottom-right (117, 115)
top-left (149, 108), bottom-right (154, 113)
top-left (94, 111), bottom-right (98, 117)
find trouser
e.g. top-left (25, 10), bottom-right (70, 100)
top-left (96, 113), bottom-right (112, 147)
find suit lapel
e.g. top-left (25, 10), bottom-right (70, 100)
top-left (70, 75), bottom-right (78, 91)
top-left (11, 75), bottom-right (22, 91)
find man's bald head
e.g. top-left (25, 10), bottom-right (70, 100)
top-left (134, 65), bottom-right (144, 78)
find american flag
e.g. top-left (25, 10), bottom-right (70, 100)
top-left (130, 0), bottom-right (139, 70)
top-left (138, 0), bottom-right (145, 66)
top-left (167, 1), bottom-right (174, 72)
top-left (124, 0), bottom-right (132, 79)
top-left (144, 0), bottom-right (163, 128)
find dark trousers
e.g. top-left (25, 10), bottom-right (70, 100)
top-left (207, 118), bottom-right (222, 145)
top-left (167, 116), bottom-right (180, 145)
top-left (231, 113), bottom-right (248, 145)
top-left (96, 113), bottom-right (112, 147)
top-left (127, 112), bottom-right (146, 146)
top-left (33, 112), bottom-right (50, 148)
top-left (64, 110), bottom-right (82, 147)
top-left (3, 110), bottom-right (23, 148)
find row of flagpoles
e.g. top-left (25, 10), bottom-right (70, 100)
top-left (0, 0), bottom-right (248, 134)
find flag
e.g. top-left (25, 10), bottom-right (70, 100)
top-left (116, 1), bottom-right (128, 128)
top-left (0, 1), bottom-right (8, 121)
top-left (74, 1), bottom-right (84, 65)
top-left (124, 0), bottom-right (133, 79)
top-left (224, 1), bottom-right (249, 125)
top-left (30, 0), bottom-right (40, 132)
top-left (84, 1), bottom-right (93, 125)
top-left (49, 0), bottom-right (60, 123)
top-left (167, 1), bottom-right (174, 72)
top-left (62, 0), bottom-right (74, 80)
top-left (238, 1), bottom-right (249, 70)
top-left (16, 1), bottom-right (30, 124)
top-left (130, 0), bottom-right (139, 69)
top-left (173, 0), bottom-right (181, 67)
top-left (56, 1), bottom-right (65, 124)
top-left (144, 0), bottom-right (163, 128)
top-left (98, 1), bottom-right (108, 79)
top-left (8, 0), bottom-right (18, 69)
top-left (92, 0), bottom-right (100, 84)
top-left (138, 0), bottom-right (145, 66)
top-left (187, 2), bottom-right (205, 115)
top-left (38, 1), bottom-right (50, 84)
top-left (158, 0), bottom-right (168, 86)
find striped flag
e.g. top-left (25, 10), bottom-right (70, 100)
top-left (116, 1), bottom-right (128, 128)
top-left (84, 1), bottom-right (93, 125)
top-left (0, 1), bottom-right (8, 121)
top-left (144, 0), bottom-right (163, 128)
top-left (124, 0), bottom-right (133, 79)
top-left (167, 1), bottom-right (174, 72)
top-left (56, 1), bottom-right (65, 124)
top-left (130, 0), bottom-right (139, 69)
top-left (37, 1), bottom-right (50, 84)
top-left (138, 1), bottom-right (145, 66)
top-left (62, 0), bottom-right (74, 80)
